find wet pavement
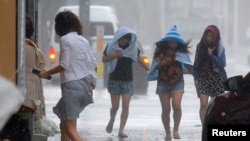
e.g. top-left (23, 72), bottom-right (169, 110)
top-left (44, 75), bottom-right (202, 141)
top-left (43, 46), bottom-right (250, 141)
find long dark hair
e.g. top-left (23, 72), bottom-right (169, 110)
top-left (153, 40), bottom-right (191, 59)
top-left (55, 11), bottom-right (83, 37)
top-left (25, 15), bottom-right (34, 39)
top-left (194, 25), bottom-right (221, 68)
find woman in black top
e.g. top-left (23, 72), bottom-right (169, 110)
top-left (102, 27), bottom-right (149, 138)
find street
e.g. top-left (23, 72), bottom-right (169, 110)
top-left (44, 75), bottom-right (202, 141)
top-left (43, 46), bottom-right (250, 141)
top-left (1, 1), bottom-right (250, 140)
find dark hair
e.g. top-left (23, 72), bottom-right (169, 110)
top-left (120, 33), bottom-right (132, 41)
top-left (153, 40), bottom-right (191, 58)
top-left (25, 15), bottom-right (34, 39)
top-left (55, 11), bottom-right (83, 37)
top-left (198, 25), bottom-right (221, 57)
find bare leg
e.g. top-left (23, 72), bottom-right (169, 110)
top-left (159, 94), bottom-right (172, 140)
top-left (199, 94), bottom-right (209, 125)
top-left (61, 120), bottom-right (82, 141)
top-left (171, 90), bottom-right (183, 139)
top-left (118, 94), bottom-right (131, 138)
top-left (106, 94), bottom-right (120, 133)
top-left (60, 121), bottom-right (70, 141)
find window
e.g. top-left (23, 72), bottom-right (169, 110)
top-left (89, 22), bottom-right (115, 37)
top-left (55, 22), bottom-right (116, 43)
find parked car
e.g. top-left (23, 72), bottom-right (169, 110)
top-left (89, 36), bottom-right (150, 94)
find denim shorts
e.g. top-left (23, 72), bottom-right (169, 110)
top-left (156, 79), bottom-right (184, 94)
top-left (108, 80), bottom-right (133, 95)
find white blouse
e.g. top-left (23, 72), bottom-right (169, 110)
top-left (59, 32), bottom-right (97, 83)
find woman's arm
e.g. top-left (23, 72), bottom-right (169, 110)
top-left (137, 56), bottom-right (149, 71)
top-left (209, 48), bottom-right (226, 67)
top-left (102, 51), bottom-right (123, 62)
top-left (39, 64), bottom-right (64, 78)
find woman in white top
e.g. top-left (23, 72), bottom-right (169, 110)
top-left (39, 11), bottom-right (97, 141)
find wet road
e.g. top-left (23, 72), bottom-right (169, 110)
top-left (44, 75), bottom-right (202, 141)
top-left (43, 46), bottom-right (250, 141)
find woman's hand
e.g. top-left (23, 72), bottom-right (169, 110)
top-left (39, 70), bottom-right (49, 79)
top-left (102, 51), bottom-right (123, 62)
top-left (208, 47), bottom-right (215, 55)
top-left (113, 51), bottom-right (123, 59)
top-left (90, 82), bottom-right (96, 90)
top-left (159, 56), bottom-right (172, 66)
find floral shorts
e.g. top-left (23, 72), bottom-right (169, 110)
top-left (196, 71), bottom-right (225, 98)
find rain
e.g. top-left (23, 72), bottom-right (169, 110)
top-left (1, 0), bottom-right (250, 141)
